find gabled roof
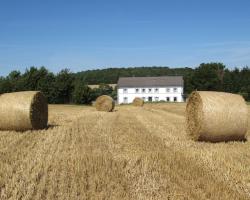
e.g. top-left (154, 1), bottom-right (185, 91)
top-left (117, 76), bottom-right (183, 88)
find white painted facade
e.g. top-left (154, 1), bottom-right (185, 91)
top-left (118, 86), bottom-right (184, 104)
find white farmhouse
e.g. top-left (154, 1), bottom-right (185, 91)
top-left (117, 76), bottom-right (184, 104)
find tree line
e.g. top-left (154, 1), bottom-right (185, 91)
top-left (0, 63), bottom-right (249, 104)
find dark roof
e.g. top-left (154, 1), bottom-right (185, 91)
top-left (117, 76), bottom-right (183, 88)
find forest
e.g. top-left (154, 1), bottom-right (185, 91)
top-left (0, 62), bottom-right (249, 104)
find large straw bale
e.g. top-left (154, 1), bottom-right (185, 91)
top-left (0, 91), bottom-right (48, 131)
top-left (186, 91), bottom-right (248, 142)
top-left (95, 95), bottom-right (115, 112)
top-left (133, 97), bottom-right (144, 107)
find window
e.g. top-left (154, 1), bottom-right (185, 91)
top-left (155, 88), bottom-right (159, 93)
top-left (123, 88), bottom-right (127, 93)
top-left (148, 88), bottom-right (152, 93)
top-left (135, 88), bottom-right (139, 93)
top-left (142, 97), bottom-right (146, 101)
top-left (123, 97), bottom-right (128, 103)
top-left (155, 97), bottom-right (159, 101)
top-left (166, 88), bottom-right (170, 92)
top-left (174, 97), bottom-right (177, 102)
top-left (166, 97), bottom-right (170, 102)
top-left (142, 88), bottom-right (146, 93)
top-left (173, 88), bottom-right (177, 92)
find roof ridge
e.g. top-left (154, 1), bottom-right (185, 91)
top-left (117, 76), bottom-right (183, 87)
top-left (119, 75), bottom-right (183, 78)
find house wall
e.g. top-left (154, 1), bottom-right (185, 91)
top-left (117, 86), bottom-right (184, 104)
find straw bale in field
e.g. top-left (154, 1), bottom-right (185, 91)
top-left (95, 95), bottom-right (115, 112)
top-left (133, 97), bottom-right (144, 107)
top-left (0, 91), bottom-right (48, 131)
top-left (186, 91), bottom-right (248, 142)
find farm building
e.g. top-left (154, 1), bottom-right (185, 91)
top-left (117, 76), bottom-right (184, 104)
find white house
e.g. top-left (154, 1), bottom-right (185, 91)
top-left (117, 76), bottom-right (184, 104)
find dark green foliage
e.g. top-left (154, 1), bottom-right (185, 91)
top-left (111, 86), bottom-right (118, 100)
top-left (0, 63), bottom-right (249, 103)
top-left (72, 80), bottom-right (92, 104)
top-left (89, 84), bottom-right (115, 102)
top-left (52, 69), bottom-right (74, 104)
top-left (75, 67), bottom-right (193, 84)
top-left (186, 63), bottom-right (225, 92)
top-left (0, 77), bottom-right (12, 93)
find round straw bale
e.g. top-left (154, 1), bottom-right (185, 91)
top-left (186, 91), bottom-right (248, 142)
top-left (133, 97), bottom-right (144, 107)
top-left (0, 91), bottom-right (48, 131)
top-left (95, 95), bottom-right (115, 112)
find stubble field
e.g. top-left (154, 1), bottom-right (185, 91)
top-left (0, 103), bottom-right (250, 200)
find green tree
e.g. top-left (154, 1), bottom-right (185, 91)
top-left (89, 84), bottom-right (114, 101)
top-left (191, 63), bottom-right (225, 91)
top-left (111, 86), bottom-right (117, 100)
top-left (98, 84), bottom-right (113, 95)
top-left (72, 80), bottom-right (93, 104)
top-left (0, 64), bottom-right (249, 103)
top-left (52, 69), bottom-right (74, 103)
top-left (0, 77), bottom-right (12, 94)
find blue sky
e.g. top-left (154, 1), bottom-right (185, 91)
top-left (1, 0), bottom-right (250, 76)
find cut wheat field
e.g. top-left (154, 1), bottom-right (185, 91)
top-left (0, 103), bottom-right (250, 200)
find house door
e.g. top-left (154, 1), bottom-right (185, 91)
top-left (123, 97), bottom-right (128, 104)
top-left (148, 97), bottom-right (152, 102)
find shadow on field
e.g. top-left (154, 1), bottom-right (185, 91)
top-left (46, 124), bottom-right (59, 130)
top-left (197, 136), bottom-right (248, 143)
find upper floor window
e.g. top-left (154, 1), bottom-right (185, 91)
top-left (166, 88), bottom-right (170, 92)
top-left (173, 88), bottom-right (177, 92)
top-left (148, 88), bottom-right (152, 93)
top-left (135, 88), bottom-right (139, 93)
top-left (155, 88), bottom-right (159, 93)
top-left (123, 88), bottom-right (127, 93)
top-left (142, 88), bottom-right (146, 93)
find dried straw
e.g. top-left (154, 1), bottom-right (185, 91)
top-left (0, 91), bottom-right (48, 131)
top-left (186, 91), bottom-right (248, 142)
top-left (133, 97), bottom-right (144, 107)
top-left (95, 95), bottom-right (115, 112)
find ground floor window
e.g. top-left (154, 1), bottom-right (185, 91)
top-left (123, 97), bottom-right (128, 103)
top-left (155, 97), bottom-right (159, 101)
top-left (174, 97), bottom-right (177, 102)
top-left (142, 97), bottom-right (146, 101)
top-left (166, 97), bottom-right (170, 102)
